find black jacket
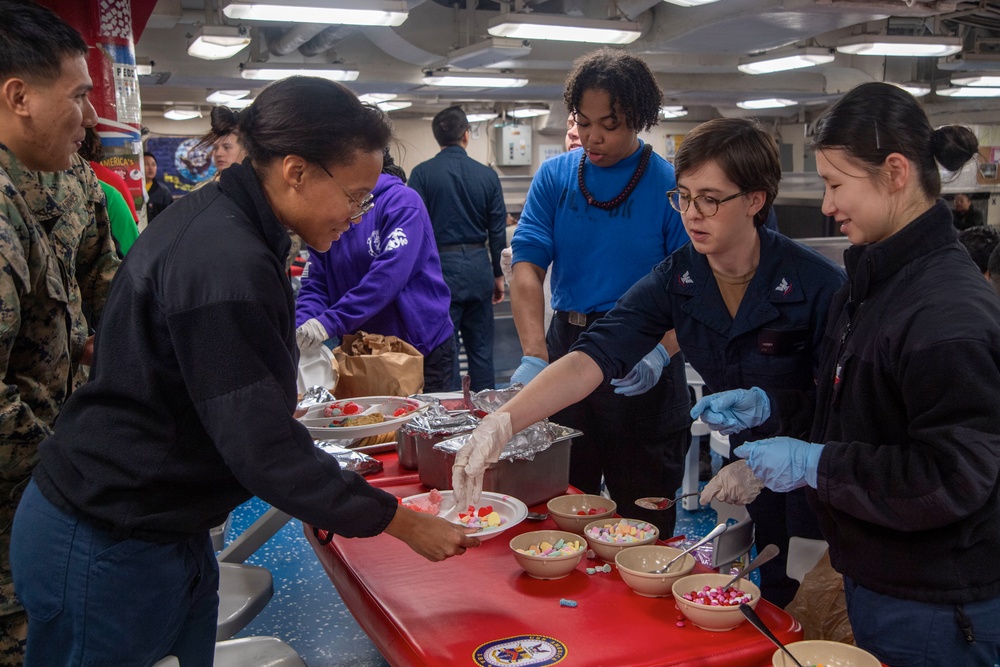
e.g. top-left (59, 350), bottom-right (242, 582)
top-left (807, 200), bottom-right (1000, 604)
top-left (34, 164), bottom-right (398, 542)
top-left (145, 177), bottom-right (174, 222)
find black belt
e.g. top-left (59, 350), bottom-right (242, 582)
top-left (554, 310), bottom-right (608, 327)
top-left (438, 243), bottom-right (486, 253)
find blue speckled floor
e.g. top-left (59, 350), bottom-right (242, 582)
top-left (230, 444), bottom-right (726, 667)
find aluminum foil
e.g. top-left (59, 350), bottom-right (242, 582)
top-left (405, 394), bottom-right (479, 434)
top-left (297, 386), bottom-right (335, 410)
top-left (315, 441), bottom-right (383, 476)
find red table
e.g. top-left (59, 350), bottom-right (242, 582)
top-left (306, 452), bottom-right (803, 667)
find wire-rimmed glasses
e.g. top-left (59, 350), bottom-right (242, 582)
top-left (316, 163), bottom-right (375, 221)
top-left (667, 189), bottom-right (747, 218)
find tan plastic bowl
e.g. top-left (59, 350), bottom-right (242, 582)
top-left (509, 530), bottom-right (586, 580)
top-left (614, 545), bottom-right (696, 597)
top-left (772, 640), bottom-right (881, 667)
top-left (583, 517), bottom-right (659, 562)
top-left (671, 573), bottom-right (761, 632)
top-left (546, 494), bottom-right (617, 534)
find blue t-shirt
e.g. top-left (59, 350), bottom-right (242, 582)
top-left (512, 142), bottom-right (688, 313)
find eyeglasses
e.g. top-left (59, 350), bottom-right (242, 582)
top-left (316, 163), bottom-right (375, 221)
top-left (667, 189), bottom-right (747, 218)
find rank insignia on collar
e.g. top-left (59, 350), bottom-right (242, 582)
top-left (678, 271), bottom-right (694, 286)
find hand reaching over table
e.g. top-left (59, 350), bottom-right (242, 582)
top-left (385, 506), bottom-right (481, 561)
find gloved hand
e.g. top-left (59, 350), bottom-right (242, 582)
top-left (700, 459), bottom-right (765, 506)
top-left (509, 356), bottom-right (548, 386)
top-left (610, 344), bottom-right (670, 396)
top-left (733, 437), bottom-right (824, 492)
top-left (452, 412), bottom-right (513, 507)
top-left (500, 247), bottom-right (513, 283)
top-left (690, 387), bottom-right (770, 435)
top-left (296, 318), bottom-right (328, 350)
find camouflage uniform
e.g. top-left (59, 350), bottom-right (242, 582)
top-left (0, 144), bottom-right (119, 663)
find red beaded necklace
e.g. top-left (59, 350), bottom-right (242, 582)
top-left (577, 143), bottom-right (653, 211)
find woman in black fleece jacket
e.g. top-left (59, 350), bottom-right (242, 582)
top-left (692, 82), bottom-right (1000, 667)
top-left (10, 77), bottom-right (478, 667)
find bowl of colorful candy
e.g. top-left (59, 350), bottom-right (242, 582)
top-left (546, 494), bottom-right (617, 534)
top-left (400, 490), bottom-right (528, 542)
top-left (771, 640), bottom-right (881, 667)
top-left (614, 545), bottom-right (696, 597)
top-left (671, 573), bottom-right (761, 632)
top-left (509, 530), bottom-right (587, 580)
top-left (583, 517), bottom-right (659, 562)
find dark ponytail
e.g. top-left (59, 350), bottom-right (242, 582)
top-left (381, 146), bottom-right (406, 183)
top-left (196, 105), bottom-right (241, 151)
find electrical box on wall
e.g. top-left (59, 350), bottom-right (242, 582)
top-left (497, 125), bottom-right (532, 166)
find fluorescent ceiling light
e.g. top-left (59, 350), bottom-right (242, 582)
top-left (135, 57), bottom-right (153, 76)
top-left (164, 108), bottom-right (203, 121)
top-left (227, 97), bottom-right (255, 109)
top-left (446, 37), bottom-right (532, 69)
top-left (221, 0), bottom-right (407, 26)
top-left (510, 108), bottom-right (548, 118)
top-left (467, 113), bottom-right (499, 122)
top-left (662, 0), bottom-right (722, 5)
top-left (738, 48), bottom-right (834, 75)
top-left (206, 89), bottom-right (251, 104)
top-left (889, 82), bottom-right (930, 97)
top-left (357, 93), bottom-right (396, 104)
top-left (187, 25), bottom-right (251, 60)
top-left (951, 74), bottom-right (1000, 87)
top-left (377, 101), bottom-right (411, 112)
top-left (937, 86), bottom-right (1000, 98)
top-left (836, 34), bottom-right (962, 57)
top-left (660, 105), bottom-right (688, 118)
top-left (422, 74), bottom-right (528, 88)
top-left (488, 13), bottom-right (642, 45)
top-left (241, 63), bottom-right (359, 81)
top-left (737, 98), bottom-right (796, 109)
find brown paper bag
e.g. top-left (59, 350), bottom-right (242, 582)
top-left (784, 552), bottom-right (855, 644)
top-left (332, 332), bottom-right (423, 398)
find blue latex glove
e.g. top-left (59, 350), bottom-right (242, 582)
top-left (690, 387), bottom-right (770, 435)
top-left (733, 437), bottom-right (824, 492)
top-left (610, 344), bottom-right (670, 396)
top-left (510, 356), bottom-right (548, 385)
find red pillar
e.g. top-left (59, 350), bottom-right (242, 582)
top-left (37, 0), bottom-right (146, 208)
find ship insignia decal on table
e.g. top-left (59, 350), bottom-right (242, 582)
top-left (474, 634), bottom-right (568, 666)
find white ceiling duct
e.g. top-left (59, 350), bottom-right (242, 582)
top-left (268, 24), bottom-right (329, 56)
top-left (300, 26), bottom-right (355, 57)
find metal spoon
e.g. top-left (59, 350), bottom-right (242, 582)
top-left (634, 492), bottom-right (701, 511)
top-left (721, 543), bottom-right (780, 591)
top-left (739, 602), bottom-right (806, 667)
top-left (649, 522), bottom-right (728, 574)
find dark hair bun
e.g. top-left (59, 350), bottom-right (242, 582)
top-left (210, 106), bottom-right (240, 136)
top-left (932, 125), bottom-right (979, 172)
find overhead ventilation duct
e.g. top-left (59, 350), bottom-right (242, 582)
top-left (269, 24), bottom-right (328, 56)
top-left (300, 26), bottom-right (354, 56)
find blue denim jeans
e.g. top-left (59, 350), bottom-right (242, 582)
top-left (845, 576), bottom-right (1000, 667)
top-left (10, 480), bottom-right (219, 667)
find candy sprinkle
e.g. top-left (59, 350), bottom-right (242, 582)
top-left (559, 599), bottom-right (578, 608)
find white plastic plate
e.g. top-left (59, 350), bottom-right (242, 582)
top-left (299, 396), bottom-right (427, 439)
top-left (296, 345), bottom-right (336, 395)
top-left (400, 490), bottom-right (528, 542)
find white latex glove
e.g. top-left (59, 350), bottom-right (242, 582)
top-left (500, 247), bottom-right (513, 283)
top-left (296, 318), bottom-right (328, 350)
top-left (452, 412), bottom-right (513, 508)
top-left (700, 459), bottom-right (765, 506)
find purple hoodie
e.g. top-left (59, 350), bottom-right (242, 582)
top-left (295, 172), bottom-right (454, 356)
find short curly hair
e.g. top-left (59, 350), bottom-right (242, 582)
top-left (563, 48), bottom-right (662, 132)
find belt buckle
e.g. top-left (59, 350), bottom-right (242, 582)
top-left (568, 311), bottom-right (587, 327)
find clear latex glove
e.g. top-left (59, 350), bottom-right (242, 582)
top-left (509, 356), bottom-right (548, 386)
top-left (452, 412), bottom-right (513, 508)
top-left (700, 459), bottom-right (765, 506)
top-left (690, 387), bottom-right (770, 436)
top-left (296, 318), bottom-right (328, 350)
top-left (733, 437), bottom-right (824, 492)
top-left (610, 344), bottom-right (670, 396)
top-left (500, 247), bottom-right (513, 283)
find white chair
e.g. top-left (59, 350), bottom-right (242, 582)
top-left (709, 430), bottom-right (730, 458)
top-left (210, 513), bottom-right (232, 552)
top-left (681, 364), bottom-right (710, 511)
top-left (786, 536), bottom-right (829, 584)
top-left (152, 658), bottom-right (179, 667)
top-left (214, 636), bottom-right (307, 667)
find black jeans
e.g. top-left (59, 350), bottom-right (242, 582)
top-left (423, 336), bottom-right (458, 393)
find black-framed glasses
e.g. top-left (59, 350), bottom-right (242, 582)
top-left (317, 163), bottom-right (375, 221)
top-left (667, 189), bottom-right (747, 218)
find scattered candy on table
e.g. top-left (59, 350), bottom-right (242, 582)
top-left (585, 519), bottom-right (656, 543)
top-left (514, 538), bottom-right (584, 558)
top-left (585, 564), bottom-right (613, 575)
top-left (681, 585), bottom-right (753, 606)
top-left (559, 599), bottom-right (577, 608)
